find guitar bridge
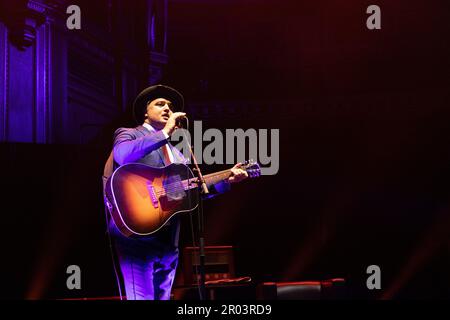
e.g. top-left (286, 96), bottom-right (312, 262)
top-left (146, 182), bottom-right (159, 208)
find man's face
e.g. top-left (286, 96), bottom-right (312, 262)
top-left (144, 98), bottom-right (173, 128)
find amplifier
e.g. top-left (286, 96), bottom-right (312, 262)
top-left (181, 246), bottom-right (235, 286)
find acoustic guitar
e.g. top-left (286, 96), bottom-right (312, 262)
top-left (104, 160), bottom-right (261, 237)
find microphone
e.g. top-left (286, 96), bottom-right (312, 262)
top-left (176, 115), bottom-right (187, 128)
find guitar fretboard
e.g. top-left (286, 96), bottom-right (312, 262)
top-left (203, 169), bottom-right (233, 187)
top-left (155, 169), bottom-right (234, 197)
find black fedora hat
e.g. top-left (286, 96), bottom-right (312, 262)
top-left (133, 84), bottom-right (184, 123)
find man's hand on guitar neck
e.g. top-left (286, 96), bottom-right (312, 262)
top-left (227, 163), bottom-right (249, 184)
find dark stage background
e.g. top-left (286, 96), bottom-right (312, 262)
top-left (1, 0), bottom-right (450, 299)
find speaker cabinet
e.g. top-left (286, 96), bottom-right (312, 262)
top-left (180, 246), bottom-right (235, 286)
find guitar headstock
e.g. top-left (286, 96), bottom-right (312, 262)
top-left (242, 159), bottom-right (261, 178)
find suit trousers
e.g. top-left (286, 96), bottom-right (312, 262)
top-left (108, 218), bottom-right (179, 300)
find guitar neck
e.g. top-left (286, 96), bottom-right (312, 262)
top-left (158, 169), bottom-right (233, 197)
top-left (161, 162), bottom-right (259, 196)
top-left (203, 169), bottom-right (233, 186)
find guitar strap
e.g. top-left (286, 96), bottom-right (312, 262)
top-left (102, 150), bottom-right (114, 225)
top-left (161, 143), bottom-right (174, 165)
top-left (103, 150), bottom-right (114, 188)
top-left (102, 150), bottom-right (125, 299)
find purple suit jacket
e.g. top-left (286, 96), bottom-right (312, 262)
top-left (113, 125), bottom-right (186, 167)
top-left (113, 125), bottom-right (231, 195)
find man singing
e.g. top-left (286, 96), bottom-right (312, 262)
top-left (106, 84), bottom-right (248, 300)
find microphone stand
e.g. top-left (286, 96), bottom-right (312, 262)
top-left (178, 121), bottom-right (209, 301)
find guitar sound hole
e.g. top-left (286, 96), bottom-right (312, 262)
top-left (163, 174), bottom-right (186, 201)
